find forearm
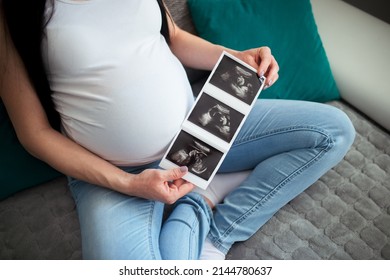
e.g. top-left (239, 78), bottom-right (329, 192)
top-left (169, 25), bottom-right (238, 70)
top-left (25, 128), bottom-right (132, 193)
top-left (167, 20), bottom-right (279, 85)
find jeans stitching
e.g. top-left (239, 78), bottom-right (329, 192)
top-left (233, 125), bottom-right (332, 146)
top-left (187, 193), bottom-right (212, 259)
top-left (148, 200), bottom-right (158, 260)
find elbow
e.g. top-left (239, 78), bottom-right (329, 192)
top-left (16, 126), bottom-right (53, 161)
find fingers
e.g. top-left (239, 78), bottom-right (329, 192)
top-left (168, 179), bottom-right (194, 201)
top-left (161, 166), bottom-right (194, 200)
top-left (163, 166), bottom-right (189, 181)
top-left (257, 47), bottom-right (279, 88)
top-left (135, 168), bottom-right (194, 204)
top-left (256, 47), bottom-right (272, 76)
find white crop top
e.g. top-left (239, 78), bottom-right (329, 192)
top-left (42, 0), bottom-right (194, 165)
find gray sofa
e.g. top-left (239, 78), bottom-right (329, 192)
top-left (1, 0), bottom-right (389, 260)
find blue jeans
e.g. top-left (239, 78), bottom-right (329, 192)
top-left (68, 99), bottom-right (355, 259)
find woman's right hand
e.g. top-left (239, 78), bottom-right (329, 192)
top-left (126, 166), bottom-right (195, 204)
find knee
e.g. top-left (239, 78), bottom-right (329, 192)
top-left (176, 192), bottom-right (213, 216)
top-left (328, 106), bottom-right (356, 158)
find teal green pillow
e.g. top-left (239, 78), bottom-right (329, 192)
top-left (0, 101), bottom-right (62, 200)
top-left (187, 0), bottom-right (340, 102)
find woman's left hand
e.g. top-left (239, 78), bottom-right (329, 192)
top-left (234, 47), bottom-right (279, 89)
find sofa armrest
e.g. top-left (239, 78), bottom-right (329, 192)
top-left (311, 0), bottom-right (390, 131)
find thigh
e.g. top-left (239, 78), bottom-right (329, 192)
top-left (220, 99), bottom-right (353, 172)
top-left (69, 178), bottom-right (165, 260)
top-left (209, 99), bottom-right (354, 252)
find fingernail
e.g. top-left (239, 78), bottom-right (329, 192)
top-left (259, 75), bottom-right (266, 84)
top-left (259, 71), bottom-right (265, 77)
top-left (180, 166), bottom-right (188, 173)
top-left (268, 79), bottom-right (273, 86)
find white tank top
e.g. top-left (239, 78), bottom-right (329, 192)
top-left (42, 0), bottom-right (194, 165)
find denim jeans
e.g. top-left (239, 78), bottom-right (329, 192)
top-left (68, 99), bottom-right (355, 259)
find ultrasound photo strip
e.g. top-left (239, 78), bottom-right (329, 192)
top-left (160, 51), bottom-right (266, 189)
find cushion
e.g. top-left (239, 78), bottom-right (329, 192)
top-left (0, 100), bottom-right (62, 200)
top-left (187, 0), bottom-right (340, 102)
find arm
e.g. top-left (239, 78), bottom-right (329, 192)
top-left (0, 15), bottom-right (193, 204)
top-left (167, 18), bottom-right (279, 87)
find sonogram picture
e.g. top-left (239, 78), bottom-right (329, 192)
top-left (160, 52), bottom-right (266, 189)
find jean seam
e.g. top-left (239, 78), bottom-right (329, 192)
top-left (148, 200), bottom-right (160, 260)
top-left (189, 193), bottom-right (213, 259)
top-left (167, 192), bottom-right (211, 259)
top-left (188, 211), bottom-right (201, 259)
top-left (212, 127), bottom-right (335, 253)
top-left (233, 125), bottom-right (332, 147)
